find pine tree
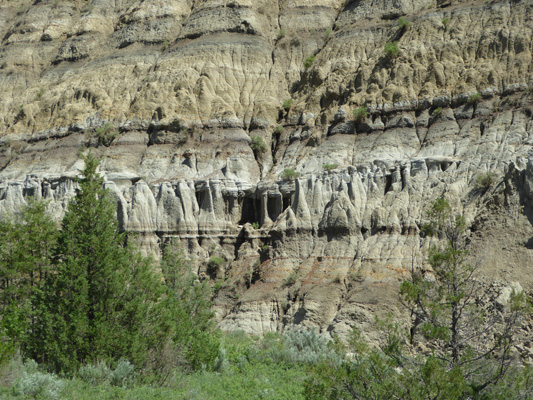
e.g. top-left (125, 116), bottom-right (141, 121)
top-left (33, 153), bottom-right (165, 373)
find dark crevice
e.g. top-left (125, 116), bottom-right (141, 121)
top-left (239, 196), bottom-right (260, 225)
top-left (384, 174), bottom-right (393, 194)
top-left (282, 195), bottom-right (291, 212)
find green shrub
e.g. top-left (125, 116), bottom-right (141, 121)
top-left (303, 55), bottom-right (315, 69)
top-left (280, 168), bottom-right (300, 180)
top-left (251, 222), bottom-right (260, 229)
top-left (276, 327), bottom-right (340, 365)
top-left (161, 39), bottom-right (169, 52)
top-left (322, 163), bottom-right (338, 171)
top-left (209, 256), bottom-right (225, 267)
top-left (78, 361), bottom-right (112, 386)
top-left (94, 123), bottom-right (118, 147)
top-left (13, 361), bottom-right (64, 400)
top-left (273, 125), bottom-right (284, 134)
top-left (251, 135), bottom-right (266, 151)
top-left (442, 17), bottom-right (450, 26)
top-left (397, 17), bottom-right (411, 29)
top-left (78, 359), bottom-right (135, 388)
top-left (432, 107), bottom-right (443, 117)
top-left (384, 41), bottom-right (399, 58)
top-left (277, 29), bottom-right (286, 39)
top-left (110, 359), bottom-right (135, 388)
top-left (282, 99), bottom-right (293, 111)
top-left (468, 92), bottom-right (481, 104)
top-left (476, 172), bottom-right (495, 190)
top-left (353, 106), bottom-right (368, 122)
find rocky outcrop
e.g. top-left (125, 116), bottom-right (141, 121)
top-left (1, 0), bottom-right (533, 340)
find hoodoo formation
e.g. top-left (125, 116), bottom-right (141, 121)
top-left (1, 0), bottom-right (533, 350)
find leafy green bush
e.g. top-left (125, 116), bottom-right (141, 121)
top-left (303, 55), bottom-right (315, 69)
top-left (353, 106), bottom-right (368, 122)
top-left (467, 92), bottom-right (481, 104)
top-left (282, 99), bottom-right (293, 111)
top-left (280, 168), bottom-right (300, 180)
top-left (251, 136), bottom-right (266, 151)
top-left (397, 17), bottom-right (410, 29)
top-left (442, 17), bottom-right (450, 26)
top-left (322, 163), bottom-right (338, 171)
top-left (273, 125), bottom-right (284, 134)
top-left (251, 222), bottom-right (260, 229)
top-left (384, 42), bottom-right (399, 58)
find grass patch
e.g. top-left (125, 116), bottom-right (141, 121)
top-left (303, 55), bottom-right (315, 69)
top-left (353, 106), bottom-right (368, 122)
top-left (323, 163), bottom-right (338, 171)
top-left (0, 331), bottom-right (316, 400)
top-left (282, 99), bottom-right (293, 111)
top-left (468, 92), bottom-right (482, 104)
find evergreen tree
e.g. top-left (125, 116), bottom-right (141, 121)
top-left (0, 199), bottom-right (57, 358)
top-left (32, 153), bottom-right (166, 373)
top-left (159, 242), bottom-right (220, 372)
top-left (400, 198), bottom-right (528, 395)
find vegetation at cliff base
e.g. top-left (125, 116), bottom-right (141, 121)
top-left (304, 199), bottom-right (532, 399)
top-left (0, 162), bottom-right (531, 400)
top-left (0, 153), bottom-right (219, 379)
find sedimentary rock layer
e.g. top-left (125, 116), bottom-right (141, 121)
top-left (1, 0), bottom-right (533, 347)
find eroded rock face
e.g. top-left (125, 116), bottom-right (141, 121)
top-left (1, 0), bottom-right (533, 343)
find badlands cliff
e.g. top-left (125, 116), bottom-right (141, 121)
top-left (1, 0), bottom-right (533, 347)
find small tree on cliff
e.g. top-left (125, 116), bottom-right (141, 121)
top-left (32, 153), bottom-right (166, 373)
top-left (400, 198), bottom-right (528, 396)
